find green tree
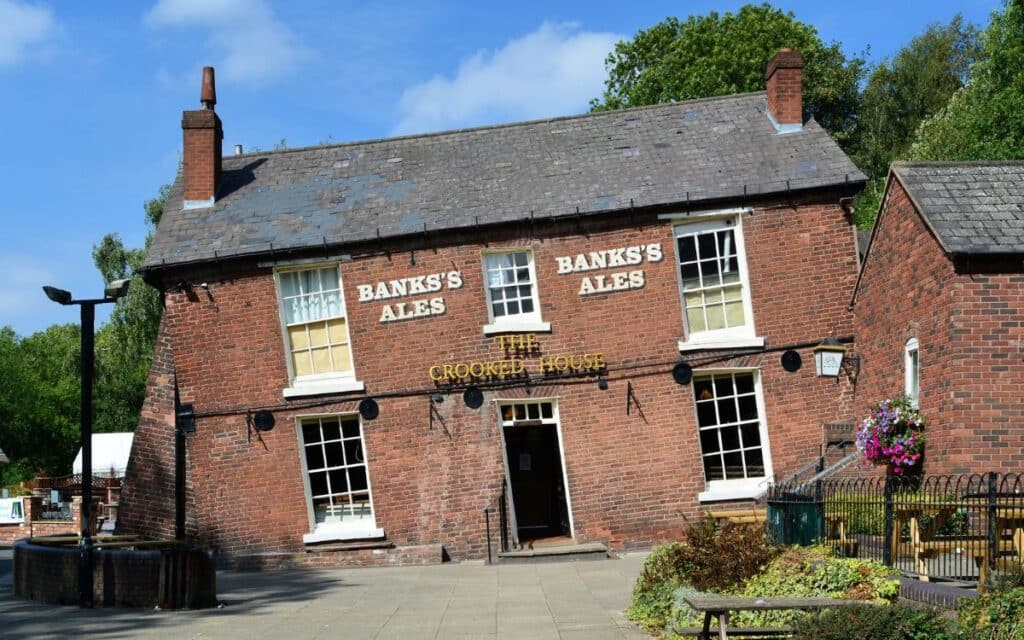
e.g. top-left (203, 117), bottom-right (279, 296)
top-left (909, 0), bottom-right (1024, 161)
top-left (92, 185), bottom-right (168, 433)
top-left (591, 3), bottom-right (866, 150)
top-left (0, 324), bottom-right (81, 484)
top-left (852, 16), bottom-right (981, 227)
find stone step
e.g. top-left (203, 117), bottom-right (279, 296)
top-left (497, 541), bottom-right (608, 563)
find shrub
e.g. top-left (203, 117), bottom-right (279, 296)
top-left (792, 603), bottom-right (955, 640)
top-left (626, 542), bottom-right (690, 631)
top-left (729, 548), bottom-right (899, 627)
top-left (957, 587), bottom-right (1024, 640)
top-left (676, 515), bottom-right (777, 592)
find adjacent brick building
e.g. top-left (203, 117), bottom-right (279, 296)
top-left (119, 53), bottom-right (867, 566)
top-left (852, 162), bottom-right (1024, 476)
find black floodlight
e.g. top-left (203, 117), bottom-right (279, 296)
top-left (671, 361), bottom-right (693, 385)
top-left (781, 350), bottom-right (803, 373)
top-left (252, 410), bottom-right (276, 432)
top-left (359, 397), bottom-right (380, 421)
top-left (463, 386), bottom-right (484, 409)
top-left (43, 285), bottom-right (72, 305)
top-left (104, 278), bottom-right (131, 300)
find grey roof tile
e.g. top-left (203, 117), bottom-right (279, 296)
top-left (892, 162), bottom-right (1024, 256)
top-left (146, 91), bottom-right (866, 269)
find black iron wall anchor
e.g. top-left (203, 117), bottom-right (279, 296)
top-left (625, 381), bottom-right (648, 423)
top-left (428, 396), bottom-right (451, 438)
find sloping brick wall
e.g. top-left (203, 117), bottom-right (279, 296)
top-left (128, 192), bottom-right (860, 562)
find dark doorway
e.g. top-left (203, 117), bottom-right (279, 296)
top-left (503, 422), bottom-right (570, 542)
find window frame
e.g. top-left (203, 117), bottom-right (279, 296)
top-left (273, 263), bottom-right (364, 398)
top-left (671, 213), bottom-right (761, 351)
top-left (689, 368), bottom-right (774, 502)
top-left (905, 338), bottom-right (920, 409)
top-left (480, 248), bottom-right (551, 335)
top-left (295, 413), bottom-right (383, 544)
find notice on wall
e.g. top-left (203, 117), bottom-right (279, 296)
top-left (555, 243), bottom-right (663, 296)
top-left (356, 271), bottom-right (463, 323)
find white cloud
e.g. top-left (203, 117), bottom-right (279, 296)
top-left (145, 0), bottom-right (309, 84)
top-left (392, 22), bottom-right (623, 136)
top-left (0, 0), bottom-right (56, 67)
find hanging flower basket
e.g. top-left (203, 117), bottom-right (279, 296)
top-left (855, 396), bottom-right (925, 475)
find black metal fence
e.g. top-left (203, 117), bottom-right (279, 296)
top-left (767, 472), bottom-right (1023, 588)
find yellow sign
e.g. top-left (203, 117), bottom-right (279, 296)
top-left (429, 334), bottom-right (605, 384)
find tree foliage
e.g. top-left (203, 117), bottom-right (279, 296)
top-left (92, 185), bottom-right (168, 433)
top-left (0, 185), bottom-right (168, 485)
top-left (909, 0), bottom-right (1024, 161)
top-left (590, 3), bottom-right (866, 150)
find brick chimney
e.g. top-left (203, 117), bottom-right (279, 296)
top-left (181, 67), bottom-right (223, 209)
top-left (765, 48), bottom-right (803, 133)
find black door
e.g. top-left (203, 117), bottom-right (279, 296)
top-left (503, 424), bottom-right (570, 540)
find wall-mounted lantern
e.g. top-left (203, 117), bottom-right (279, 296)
top-left (813, 336), bottom-right (860, 382)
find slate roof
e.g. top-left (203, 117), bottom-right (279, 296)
top-left (892, 162), bottom-right (1024, 255)
top-left (145, 91), bottom-right (865, 271)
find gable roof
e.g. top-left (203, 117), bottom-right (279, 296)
top-left (144, 91), bottom-right (865, 272)
top-left (891, 161), bottom-right (1024, 255)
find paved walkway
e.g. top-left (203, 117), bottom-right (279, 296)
top-left (0, 549), bottom-right (650, 639)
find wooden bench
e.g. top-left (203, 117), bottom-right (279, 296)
top-left (673, 626), bottom-right (792, 638)
top-left (680, 595), bottom-right (866, 640)
top-left (707, 508), bottom-right (767, 525)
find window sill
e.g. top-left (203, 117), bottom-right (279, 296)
top-left (283, 378), bottom-right (365, 399)
top-left (698, 482), bottom-right (770, 503)
top-left (678, 335), bottom-right (765, 353)
top-left (303, 527), bottom-right (385, 545)
top-left (483, 319), bottom-right (551, 336)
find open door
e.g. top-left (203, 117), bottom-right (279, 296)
top-left (499, 400), bottom-right (571, 543)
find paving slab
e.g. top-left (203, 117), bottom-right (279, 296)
top-left (0, 550), bottom-right (649, 639)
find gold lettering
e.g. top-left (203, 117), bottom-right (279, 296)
top-left (484, 361), bottom-right (499, 378)
top-left (428, 365), bottom-right (444, 382)
top-left (510, 359), bottom-right (525, 375)
top-left (443, 364), bottom-right (456, 381)
top-left (469, 362), bottom-right (485, 378)
top-left (454, 363), bottom-right (470, 379)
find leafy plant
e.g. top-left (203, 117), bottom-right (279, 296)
top-left (958, 587), bottom-right (1024, 640)
top-left (626, 542), bottom-right (691, 631)
top-left (677, 516), bottom-right (777, 593)
top-left (792, 603), bottom-right (955, 640)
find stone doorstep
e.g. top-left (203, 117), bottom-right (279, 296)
top-left (498, 542), bottom-right (609, 563)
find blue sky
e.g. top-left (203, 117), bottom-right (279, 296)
top-left (0, 0), bottom-right (1001, 337)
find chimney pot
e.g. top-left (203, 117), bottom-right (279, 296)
top-left (234, 144), bottom-right (243, 156)
top-left (765, 48), bottom-right (803, 132)
top-left (201, 66), bottom-right (217, 109)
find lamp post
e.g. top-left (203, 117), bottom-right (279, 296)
top-left (43, 278), bottom-right (130, 607)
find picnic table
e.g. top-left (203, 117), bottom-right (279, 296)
top-left (679, 595), bottom-right (866, 639)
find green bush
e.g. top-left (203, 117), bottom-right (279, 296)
top-left (727, 548), bottom-right (899, 628)
top-left (957, 587), bottom-right (1024, 640)
top-left (677, 516), bottom-right (777, 592)
top-left (792, 603), bottom-right (955, 640)
top-left (626, 542), bottom-right (690, 631)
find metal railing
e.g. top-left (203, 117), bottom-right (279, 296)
top-left (767, 472), bottom-right (1023, 588)
top-left (484, 484), bottom-right (512, 564)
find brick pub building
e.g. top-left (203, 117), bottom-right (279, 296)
top-left (119, 50), bottom-right (867, 566)
top-left (852, 162), bottom-right (1024, 476)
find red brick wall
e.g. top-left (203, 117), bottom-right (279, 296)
top-left (129, 193), bottom-right (859, 560)
top-left (853, 178), bottom-right (1024, 475)
top-left (118, 320), bottom-right (187, 539)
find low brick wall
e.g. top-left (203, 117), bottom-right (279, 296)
top-left (230, 543), bottom-right (444, 570)
top-left (13, 539), bottom-right (218, 608)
